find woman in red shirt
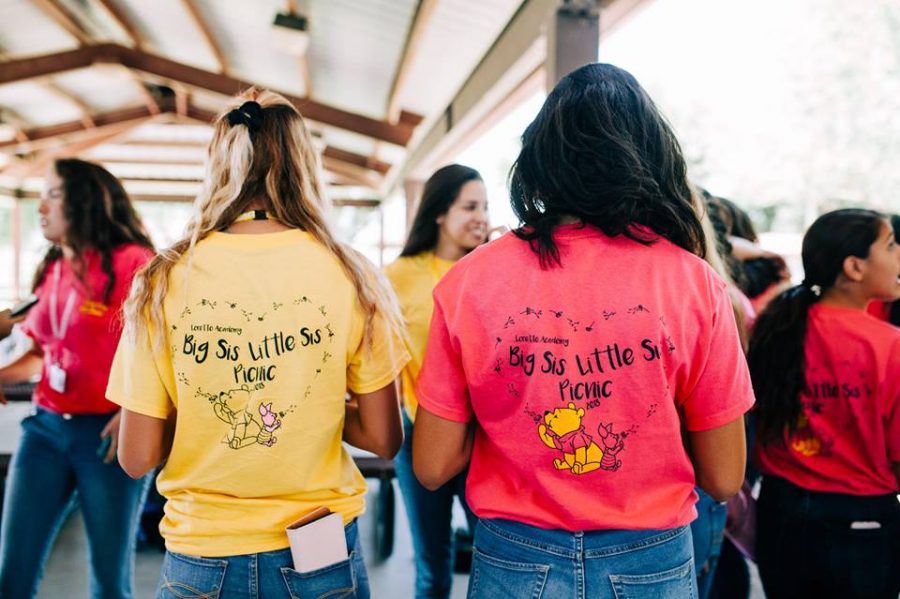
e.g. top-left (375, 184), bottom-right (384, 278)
top-left (0, 159), bottom-right (154, 598)
top-left (749, 209), bottom-right (900, 598)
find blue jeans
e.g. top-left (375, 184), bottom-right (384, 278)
top-left (690, 488), bottom-right (727, 599)
top-left (156, 520), bottom-right (369, 599)
top-left (468, 519), bottom-right (697, 598)
top-left (0, 407), bottom-right (151, 599)
top-left (395, 413), bottom-right (477, 598)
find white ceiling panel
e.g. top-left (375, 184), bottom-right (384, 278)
top-left (314, 123), bottom-right (378, 157)
top-left (0, 80), bottom-right (83, 125)
top-left (0, 0), bottom-right (79, 55)
top-left (191, 0), bottom-right (307, 97)
top-left (107, 0), bottom-right (221, 71)
top-left (306, 0), bottom-right (419, 120)
top-left (394, 0), bottom-right (522, 116)
top-left (57, 0), bottom-right (132, 45)
top-left (50, 66), bottom-right (145, 112)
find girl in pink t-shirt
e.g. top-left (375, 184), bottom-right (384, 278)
top-left (748, 209), bottom-right (900, 598)
top-left (413, 63), bottom-right (753, 599)
top-left (0, 159), bottom-right (154, 598)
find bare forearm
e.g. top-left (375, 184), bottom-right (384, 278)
top-left (412, 408), bottom-right (474, 490)
top-left (0, 351), bottom-right (42, 384)
top-left (343, 392), bottom-right (403, 459)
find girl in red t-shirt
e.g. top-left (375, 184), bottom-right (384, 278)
top-left (413, 63), bottom-right (753, 599)
top-left (0, 159), bottom-right (154, 598)
top-left (748, 208), bottom-right (900, 598)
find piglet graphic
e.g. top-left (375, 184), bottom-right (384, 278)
top-left (597, 422), bottom-right (624, 471)
top-left (259, 403), bottom-right (281, 446)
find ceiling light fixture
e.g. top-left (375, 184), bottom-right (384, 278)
top-left (272, 12), bottom-right (310, 56)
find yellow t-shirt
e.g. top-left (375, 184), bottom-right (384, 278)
top-left (107, 230), bottom-right (408, 557)
top-left (384, 252), bottom-right (454, 419)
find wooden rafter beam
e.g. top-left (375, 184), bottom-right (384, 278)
top-left (175, 86), bottom-right (190, 117)
top-left (181, 0), bottom-right (228, 74)
top-left (0, 44), bottom-right (421, 145)
top-left (89, 155), bottom-right (205, 165)
top-left (1, 102), bottom-right (393, 178)
top-left (322, 157), bottom-right (381, 189)
top-left (94, 0), bottom-right (144, 49)
top-left (30, 0), bottom-right (92, 46)
top-left (0, 45), bottom-right (97, 83)
top-left (184, 104), bottom-right (392, 176)
top-left (1, 108), bottom-right (31, 143)
top-left (43, 81), bottom-right (96, 128)
top-left (4, 186), bottom-right (379, 206)
top-left (1, 118), bottom-right (150, 179)
top-left (0, 105), bottom-right (154, 150)
top-left (127, 71), bottom-right (161, 115)
top-left (323, 147), bottom-right (391, 175)
top-left (387, 0), bottom-right (438, 123)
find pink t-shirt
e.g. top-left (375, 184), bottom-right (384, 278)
top-left (417, 226), bottom-right (755, 531)
top-left (755, 304), bottom-right (900, 495)
top-left (21, 244), bottom-right (152, 415)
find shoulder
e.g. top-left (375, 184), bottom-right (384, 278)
top-left (385, 253), bottom-right (431, 286)
top-left (113, 243), bottom-right (154, 263)
top-left (432, 233), bottom-right (524, 301)
top-left (385, 253), bottom-right (421, 274)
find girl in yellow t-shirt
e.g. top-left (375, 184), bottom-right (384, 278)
top-left (108, 89), bottom-right (408, 599)
top-left (385, 164), bottom-right (488, 599)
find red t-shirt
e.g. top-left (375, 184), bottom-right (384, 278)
top-left (755, 304), bottom-right (900, 495)
top-left (417, 226), bottom-right (755, 531)
top-left (21, 244), bottom-right (153, 415)
top-left (866, 299), bottom-right (891, 322)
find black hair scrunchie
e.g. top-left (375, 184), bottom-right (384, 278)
top-left (227, 101), bottom-right (264, 133)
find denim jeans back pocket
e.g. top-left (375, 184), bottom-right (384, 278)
top-left (157, 552), bottom-right (227, 599)
top-left (609, 558), bottom-right (695, 599)
top-left (468, 547), bottom-right (549, 599)
top-left (280, 553), bottom-right (357, 599)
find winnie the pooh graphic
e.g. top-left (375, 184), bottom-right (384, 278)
top-left (538, 403), bottom-right (605, 475)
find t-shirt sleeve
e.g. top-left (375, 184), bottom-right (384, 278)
top-left (106, 328), bottom-right (173, 419)
top-left (415, 296), bottom-right (473, 423)
top-left (18, 279), bottom-right (47, 342)
top-left (346, 309), bottom-right (410, 395)
top-left (679, 280), bottom-right (756, 431)
top-left (114, 245), bottom-right (153, 297)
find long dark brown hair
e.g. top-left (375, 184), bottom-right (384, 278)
top-left (400, 164), bottom-right (483, 257)
top-left (32, 159), bottom-right (153, 303)
top-left (509, 63), bottom-right (705, 267)
top-left (748, 209), bottom-right (886, 444)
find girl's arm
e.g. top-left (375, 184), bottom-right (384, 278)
top-left (0, 351), bottom-right (42, 405)
top-left (688, 416), bottom-right (747, 501)
top-left (343, 381), bottom-right (403, 460)
top-left (117, 409), bottom-right (175, 479)
top-left (412, 406), bottom-right (474, 491)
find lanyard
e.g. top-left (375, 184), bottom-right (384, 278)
top-left (49, 260), bottom-right (77, 341)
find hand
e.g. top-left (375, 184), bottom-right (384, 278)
top-left (99, 411), bottom-right (122, 464)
